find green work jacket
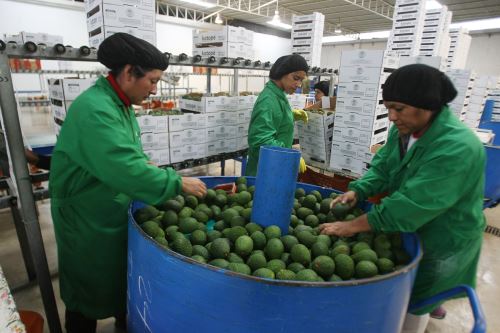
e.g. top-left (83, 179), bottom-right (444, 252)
top-left (246, 80), bottom-right (294, 176)
top-left (349, 107), bottom-right (485, 314)
top-left (49, 76), bottom-right (181, 319)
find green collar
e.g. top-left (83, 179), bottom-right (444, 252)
top-left (95, 76), bottom-right (128, 108)
top-left (266, 80), bottom-right (288, 103)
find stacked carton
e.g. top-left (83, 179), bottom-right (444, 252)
top-left (386, 0), bottom-right (426, 57)
top-left (192, 26), bottom-right (254, 59)
top-left (297, 111), bottom-right (334, 169)
top-left (85, 0), bottom-right (156, 49)
top-left (463, 76), bottom-right (500, 128)
top-left (447, 28), bottom-right (472, 69)
top-left (179, 95), bottom-right (238, 113)
top-left (137, 114), bottom-right (171, 165)
top-left (48, 78), bottom-right (96, 135)
top-left (3, 32), bottom-right (63, 46)
top-left (399, 55), bottom-right (447, 71)
top-left (446, 69), bottom-right (475, 119)
top-left (330, 50), bottom-right (398, 176)
top-left (419, 7), bottom-right (452, 58)
top-left (488, 90), bottom-right (500, 122)
top-left (291, 12), bottom-right (324, 67)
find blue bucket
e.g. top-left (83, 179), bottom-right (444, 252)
top-left (252, 146), bottom-right (300, 233)
top-left (127, 177), bottom-right (422, 333)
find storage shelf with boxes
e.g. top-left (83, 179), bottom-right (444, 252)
top-left (330, 49), bottom-right (398, 177)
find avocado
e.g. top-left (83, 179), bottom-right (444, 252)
top-left (192, 245), bottom-right (210, 260)
top-left (223, 208), bottom-right (239, 224)
top-left (235, 235), bottom-right (254, 257)
top-left (331, 203), bottom-right (351, 220)
top-left (237, 191), bottom-right (252, 205)
top-left (264, 238), bottom-right (285, 260)
top-left (296, 231), bottom-right (317, 248)
top-left (320, 198), bottom-right (333, 214)
top-left (241, 208), bottom-right (252, 222)
top-left (154, 236), bottom-right (169, 248)
top-left (185, 195), bottom-right (198, 209)
top-left (276, 269), bottom-right (296, 281)
top-left (164, 199), bottom-right (183, 213)
top-left (251, 231), bottom-right (267, 250)
top-left (267, 259), bottom-right (286, 273)
top-left (190, 230), bottom-right (207, 245)
top-left (311, 241), bottom-right (330, 258)
top-left (252, 268), bottom-right (275, 279)
top-left (192, 210), bottom-right (209, 223)
top-left (228, 252), bottom-right (245, 263)
top-left (281, 235), bottom-right (299, 252)
top-left (245, 222), bottom-right (262, 235)
top-left (312, 255), bottom-right (335, 278)
top-left (316, 234), bottom-right (332, 248)
top-left (295, 188), bottom-right (306, 199)
top-left (178, 207), bottom-right (194, 219)
top-left (179, 217), bottom-right (199, 234)
top-left (287, 262), bottom-right (305, 273)
top-left (302, 194), bottom-right (318, 210)
top-left (328, 274), bottom-right (343, 282)
top-left (205, 189), bottom-right (216, 203)
top-left (209, 258), bottom-right (229, 269)
top-left (295, 269), bottom-right (318, 282)
top-left (246, 252), bottom-right (267, 271)
top-left (210, 238), bottom-right (230, 259)
top-left (172, 237), bottom-right (193, 257)
top-left (264, 225), bottom-right (282, 240)
top-left (304, 215), bottom-right (319, 228)
top-left (290, 215), bottom-right (299, 227)
top-left (352, 241), bottom-right (371, 254)
top-left (376, 258), bottom-right (395, 274)
top-left (296, 207), bottom-right (314, 220)
top-left (334, 254), bottom-right (355, 280)
top-left (355, 260), bottom-right (379, 278)
top-left (227, 226), bottom-right (248, 243)
top-left (352, 249), bottom-right (378, 263)
top-left (236, 176), bottom-right (247, 185)
top-left (230, 216), bottom-right (246, 227)
top-left (214, 194), bottom-right (227, 207)
top-left (161, 210), bottom-right (178, 228)
top-left (290, 244), bottom-right (311, 266)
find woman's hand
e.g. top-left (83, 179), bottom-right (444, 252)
top-left (319, 214), bottom-right (371, 237)
top-left (331, 190), bottom-right (358, 209)
top-left (181, 177), bottom-right (207, 198)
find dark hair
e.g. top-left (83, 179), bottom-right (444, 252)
top-left (110, 65), bottom-right (153, 78)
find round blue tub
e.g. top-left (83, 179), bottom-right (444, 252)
top-left (127, 177), bottom-right (422, 333)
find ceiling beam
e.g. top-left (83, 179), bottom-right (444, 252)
top-left (341, 0), bottom-right (394, 20)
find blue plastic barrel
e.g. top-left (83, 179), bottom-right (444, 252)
top-left (127, 177), bottom-right (422, 333)
top-left (484, 145), bottom-right (500, 207)
top-left (251, 146), bottom-right (300, 232)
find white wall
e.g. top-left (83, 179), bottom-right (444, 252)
top-left (1, 0), bottom-right (291, 94)
top-left (320, 31), bottom-right (500, 76)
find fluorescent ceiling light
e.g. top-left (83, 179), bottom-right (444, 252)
top-left (450, 18), bottom-right (500, 31)
top-left (426, 0), bottom-right (442, 10)
top-left (267, 10), bottom-right (292, 30)
top-left (180, 0), bottom-right (216, 8)
top-left (215, 13), bottom-right (223, 24)
top-left (334, 24), bottom-right (342, 34)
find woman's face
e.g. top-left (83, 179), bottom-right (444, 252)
top-left (384, 101), bottom-right (433, 135)
top-left (315, 89), bottom-right (325, 102)
top-left (277, 71), bottom-right (307, 94)
top-left (122, 65), bottom-right (163, 105)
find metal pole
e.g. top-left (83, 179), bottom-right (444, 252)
top-left (233, 68), bottom-right (239, 96)
top-left (10, 198), bottom-right (37, 282)
top-left (0, 52), bottom-right (62, 333)
top-left (206, 68), bottom-right (212, 94)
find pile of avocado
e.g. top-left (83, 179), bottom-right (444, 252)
top-left (135, 177), bottom-right (411, 282)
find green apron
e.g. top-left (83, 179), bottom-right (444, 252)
top-left (349, 107), bottom-right (486, 314)
top-left (49, 76), bottom-right (181, 319)
top-left (246, 81), bottom-right (294, 176)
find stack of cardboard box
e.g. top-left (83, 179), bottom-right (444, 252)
top-left (463, 76), bottom-right (500, 128)
top-left (85, 0), bottom-right (156, 49)
top-left (192, 26), bottom-right (254, 59)
top-left (447, 28), bottom-right (472, 69)
top-left (386, 0), bottom-right (426, 57)
top-left (291, 12), bottom-right (324, 67)
top-left (329, 50), bottom-right (398, 176)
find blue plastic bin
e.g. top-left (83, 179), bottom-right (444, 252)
top-left (484, 145), bottom-right (500, 208)
top-left (127, 177), bottom-right (422, 333)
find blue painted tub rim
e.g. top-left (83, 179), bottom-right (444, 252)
top-left (129, 176), bottom-right (423, 288)
top-left (259, 145), bottom-right (301, 155)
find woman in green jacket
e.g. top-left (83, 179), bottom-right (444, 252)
top-left (319, 64), bottom-right (485, 332)
top-left (49, 33), bottom-right (206, 332)
top-left (246, 54), bottom-right (309, 176)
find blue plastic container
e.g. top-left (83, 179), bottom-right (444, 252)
top-left (251, 146), bottom-right (300, 233)
top-left (127, 177), bottom-right (422, 333)
top-left (484, 145), bottom-right (500, 207)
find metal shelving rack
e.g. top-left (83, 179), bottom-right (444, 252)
top-left (0, 39), bottom-right (336, 332)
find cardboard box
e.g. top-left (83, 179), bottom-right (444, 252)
top-left (236, 136), bottom-right (249, 151)
top-left (192, 42), bottom-right (248, 58)
top-left (235, 109), bottom-right (252, 124)
top-left (332, 126), bottom-right (389, 146)
top-left (4, 32), bottom-right (63, 46)
top-left (168, 113), bottom-right (206, 132)
top-left (89, 25), bottom-right (156, 48)
top-left (206, 125), bottom-right (238, 141)
top-left (141, 131), bottom-right (169, 149)
top-left (169, 144), bottom-right (206, 163)
top-left (169, 129), bottom-right (206, 147)
top-left (335, 97), bottom-right (385, 116)
top-left (48, 78), bottom-right (96, 101)
top-left (51, 103), bottom-right (67, 121)
top-left (136, 115), bottom-right (169, 132)
top-left (340, 50), bottom-right (399, 69)
top-left (330, 139), bottom-right (373, 160)
top-left (206, 138), bottom-right (238, 156)
top-left (237, 95), bottom-right (257, 109)
top-left (206, 111), bottom-right (232, 127)
top-left (86, 3), bottom-right (155, 31)
top-left (334, 112), bottom-right (389, 132)
top-left (179, 96), bottom-right (238, 113)
top-left (86, 0), bottom-right (154, 11)
top-left (144, 148), bottom-right (170, 165)
top-left (337, 82), bottom-right (379, 99)
top-left (338, 66), bottom-right (386, 84)
top-left (193, 26), bottom-right (246, 44)
top-left (329, 152), bottom-right (364, 175)
top-left (287, 94), bottom-right (307, 109)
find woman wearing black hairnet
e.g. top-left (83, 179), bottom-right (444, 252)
top-left (246, 54), bottom-right (309, 176)
top-left (49, 33), bottom-right (206, 332)
top-left (319, 64), bottom-right (485, 332)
